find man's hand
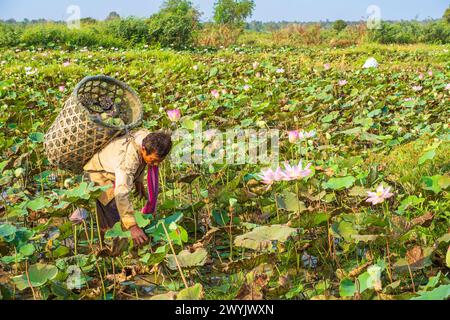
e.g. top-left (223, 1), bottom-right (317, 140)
top-left (135, 182), bottom-right (148, 201)
top-left (129, 225), bottom-right (149, 247)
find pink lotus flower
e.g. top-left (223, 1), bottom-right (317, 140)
top-left (303, 130), bottom-right (316, 139)
top-left (211, 90), bottom-right (220, 99)
top-left (412, 85), bottom-right (423, 92)
top-left (293, 130), bottom-right (316, 141)
top-left (69, 208), bottom-right (88, 225)
top-left (366, 184), bottom-right (394, 205)
top-left (324, 63), bottom-right (331, 70)
top-left (288, 130), bottom-right (300, 143)
top-left (338, 80), bottom-right (348, 87)
top-left (259, 167), bottom-right (285, 185)
top-left (58, 85), bottom-right (65, 92)
top-left (258, 160), bottom-right (313, 185)
top-left (167, 109), bottom-right (181, 122)
top-left (281, 161), bottom-right (313, 181)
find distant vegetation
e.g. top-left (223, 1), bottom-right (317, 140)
top-left (0, 1), bottom-right (449, 49)
top-left (0, 0), bottom-right (449, 303)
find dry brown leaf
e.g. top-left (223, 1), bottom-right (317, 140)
top-left (392, 212), bottom-right (434, 236)
top-left (236, 283), bottom-right (264, 300)
top-left (236, 273), bottom-right (269, 300)
top-left (105, 272), bottom-right (129, 283)
top-left (0, 268), bottom-right (10, 284)
top-left (219, 253), bottom-right (276, 273)
top-left (406, 246), bottom-right (423, 265)
top-left (391, 215), bottom-right (411, 231)
top-left (378, 293), bottom-right (395, 300)
top-left (190, 227), bottom-right (219, 251)
top-left (278, 274), bottom-right (290, 288)
top-left (348, 260), bottom-right (374, 278)
top-left (310, 295), bottom-right (338, 300)
top-left (235, 263), bottom-right (273, 300)
top-left (411, 212), bottom-right (434, 228)
top-left (324, 168), bottom-right (335, 177)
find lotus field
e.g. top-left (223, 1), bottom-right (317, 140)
top-left (0, 43), bottom-right (449, 300)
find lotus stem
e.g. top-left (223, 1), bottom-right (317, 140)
top-left (296, 180), bottom-right (301, 226)
top-left (90, 214), bottom-right (95, 247)
top-left (25, 260), bottom-right (37, 300)
top-left (74, 225), bottom-right (77, 255)
top-left (407, 262), bottom-right (416, 293)
top-left (94, 206), bottom-right (103, 250)
top-left (229, 206), bottom-right (233, 262)
top-left (161, 222), bottom-right (188, 288)
top-left (275, 192), bottom-right (280, 223)
top-left (82, 220), bottom-right (94, 252)
top-left (94, 261), bottom-right (107, 300)
top-left (111, 257), bottom-right (116, 299)
top-left (385, 237), bottom-right (393, 284)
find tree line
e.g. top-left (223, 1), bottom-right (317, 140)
top-left (0, 1), bottom-right (449, 48)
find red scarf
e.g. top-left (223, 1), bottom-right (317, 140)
top-left (141, 165), bottom-right (159, 215)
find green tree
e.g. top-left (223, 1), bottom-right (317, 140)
top-left (106, 17), bottom-right (149, 44)
top-left (213, 0), bottom-right (255, 26)
top-left (80, 17), bottom-right (97, 24)
top-left (106, 11), bottom-right (121, 21)
top-left (147, 0), bottom-right (201, 48)
top-left (444, 6), bottom-right (450, 24)
top-left (333, 19), bottom-right (348, 32)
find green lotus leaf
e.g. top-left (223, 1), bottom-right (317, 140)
top-left (167, 248), bottom-right (208, 270)
top-left (177, 283), bottom-right (204, 300)
top-left (323, 176), bottom-right (356, 190)
top-left (411, 284), bottom-right (450, 300)
top-left (12, 263), bottom-right (58, 290)
top-left (0, 223), bottom-right (16, 239)
top-left (234, 225), bottom-right (298, 251)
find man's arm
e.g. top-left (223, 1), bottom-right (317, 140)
top-left (114, 146), bottom-right (149, 246)
top-left (134, 166), bottom-right (148, 200)
top-left (115, 169), bottom-right (149, 246)
top-left (114, 169), bottom-right (138, 229)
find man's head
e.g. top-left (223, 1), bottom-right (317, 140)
top-left (141, 131), bottom-right (172, 166)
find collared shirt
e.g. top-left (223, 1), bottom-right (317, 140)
top-left (84, 129), bottom-right (149, 229)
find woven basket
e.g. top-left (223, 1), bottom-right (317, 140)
top-left (44, 75), bottom-right (143, 173)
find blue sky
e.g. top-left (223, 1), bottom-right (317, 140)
top-left (0, 0), bottom-right (448, 22)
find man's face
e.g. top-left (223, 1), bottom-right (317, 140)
top-left (141, 147), bottom-right (163, 166)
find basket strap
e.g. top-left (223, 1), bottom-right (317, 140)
top-left (124, 126), bottom-right (131, 142)
top-left (120, 130), bottom-right (143, 168)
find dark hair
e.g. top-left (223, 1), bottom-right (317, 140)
top-left (142, 131), bottom-right (173, 159)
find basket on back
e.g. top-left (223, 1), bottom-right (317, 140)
top-left (44, 75), bottom-right (143, 174)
